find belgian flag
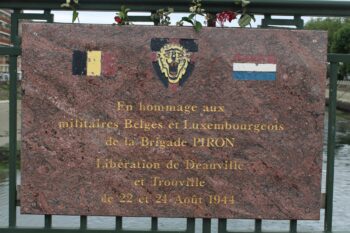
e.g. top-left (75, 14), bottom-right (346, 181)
top-left (72, 50), bottom-right (117, 77)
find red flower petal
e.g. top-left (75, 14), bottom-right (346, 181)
top-left (114, 16), bottom-right (123, 23)
top-left (216, 11), bottom-right (237, 26)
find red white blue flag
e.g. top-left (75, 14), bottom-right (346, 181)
top-left (232, 55), bottom-right (277, 81)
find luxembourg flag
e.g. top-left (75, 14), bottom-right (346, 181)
top-left (232, 61), bottom-right (277, 81)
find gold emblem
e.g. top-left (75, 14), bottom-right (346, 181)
top-left (157, 43), bottom-right (191, 84)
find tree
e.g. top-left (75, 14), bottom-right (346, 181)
top-left (332, 24), bottom-right (350, 53)
top-left (305, 17), bottom-right (344, 51)
top-left (332, 24), bottom-right (350, 79)
top-left (305, 17), bottom-right (350, 79)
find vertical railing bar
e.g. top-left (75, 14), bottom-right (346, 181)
top-left (10, 9), bottom-right (54, 229)
top-left (261, 14), bottom-right (271, 28)
top-left (150, 10), bottom-right (158, 26)
top-left (8, 54), bottom-right (18, 228)
top-left (218, 219), bottom-right (227, 233)
top-left (324, 61), bottom-right (338, 232)
top-left (151, 217), bottom-right (158, 231)
top-left (289, 220), bottom-right (297, 233)
top-left (202, 218), bottom-right (211, 233)
top-left (186, 218), bottom-right (195, 233)
top-left (116, 217), bottom-right (122, 231)
top-left (294, 15), bottom-right (304, 29)
top-left (43, 9), bottom-right (54, 23)
top-left (8, 9), bottom-right (20, 228)
top-left (254, 219), bottom-right (262, 233)
top-left (80, 216), bottom-right (87, 230)
top-left (8, 8), bottom-right (53, 229)
top-left (44, 215), bottom-right (52, 228)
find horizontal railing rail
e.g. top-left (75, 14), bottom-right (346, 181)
top-left (1, 0), bottom-right (350, 16)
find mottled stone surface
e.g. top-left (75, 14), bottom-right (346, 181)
top-left (21, 23), bottom-right (327, 219)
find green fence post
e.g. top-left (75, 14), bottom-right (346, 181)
top-left (203, 218), bottom-right (211, 233)
top-left (218, 219), bottom-right (226, 233)
top-left (324, 61), bottom-right (338, 232)
top-left (44, 215), bottom-right (52, 228)
top-left (116, 217), bottom-right (123, 231)
top-left (80, 216), bottom-right (87, 230)
top-left (8, 9), bottom-right (20, 228)
top-left (186, 218), bottom-right (195, 233)
top-left (151, 217), bottom-right (158, 231)
top-left (290, 220), bottom-right (297, 233)
top-left (254, 219), bottom-right (262, 233)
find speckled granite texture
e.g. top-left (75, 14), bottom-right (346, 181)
top-left (21, 23), bottom-right (327, 219)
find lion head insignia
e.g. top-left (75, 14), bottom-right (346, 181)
top-left (151, 38), bottom-right (198, 88)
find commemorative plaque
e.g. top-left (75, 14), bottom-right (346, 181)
top-left (21, 23), bottom-right (327, 219)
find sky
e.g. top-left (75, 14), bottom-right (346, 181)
top-left (25, 10), bottom-right (311, 28)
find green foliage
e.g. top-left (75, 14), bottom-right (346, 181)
top-left (238, 14), bottom-right (252, 27)
top-left (115, 5), bottom-right (131, 25)
top-left (236, 0), bottom-right (254, 27)
top-left (0, 83), bottom-right (9, 100)
top-left (0, 83), bottom-right (21, 101)
top-left (305, 17), bottom-right (344, 50)
top-left (332, 24), bottom-right (350, 53)
top-left (60, 0), bottom-right (78, 8)
top-left (61, 0), bottom-right (79, 23)
top-left (332, 24), bottom-right (350, 79)
top-left (0, 142), bottom-right (21, 168)
top-left (176, 0), bottom-right (205, 32)
top-left (72, 10), bottom-right (79, 23)
top-left (151, 8), bottom-right (174, 26)
top-left (194, 21), bottom-right (203, 31)
top-left (306, 17), bottom-right (350, 80)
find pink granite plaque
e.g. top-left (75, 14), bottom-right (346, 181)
top-left (21, 23), bottom-right (327, 219)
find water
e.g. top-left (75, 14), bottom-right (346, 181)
top-left (1, 109), bottom-right (350, 232)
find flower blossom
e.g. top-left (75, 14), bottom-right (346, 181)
top-left (114, 16), bottom-right (123, 24)
top-left (216, 11), bottom-right (237, 27)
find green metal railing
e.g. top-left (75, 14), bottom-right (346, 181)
top-left (0, 1), bottom-right (349, 233)
top-left (2, 0), bottom-right (350, 16)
